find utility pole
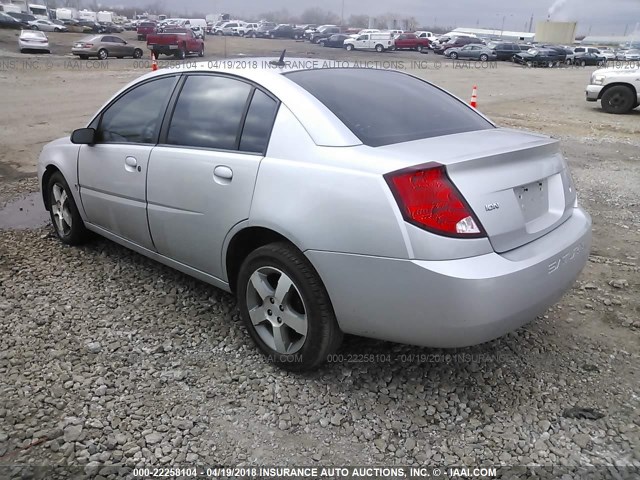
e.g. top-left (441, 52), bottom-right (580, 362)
top-left (528, 13), bottom-right (534, 32)
top-left (341, 0), bottom-right (345, 28)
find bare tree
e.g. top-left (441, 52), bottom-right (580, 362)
top-left (347, 14), bottom-right (369, 28)
top-left (300, 7), bottom-right (340, 25)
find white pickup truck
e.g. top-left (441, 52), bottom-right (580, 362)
top-left (586, 66), bottom-right (640, 114)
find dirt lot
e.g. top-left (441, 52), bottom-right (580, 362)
top-left (0, 28), bottom-right (638, 477)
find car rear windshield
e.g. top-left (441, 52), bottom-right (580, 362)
top-left (285, 68), bottom-right (493, 147)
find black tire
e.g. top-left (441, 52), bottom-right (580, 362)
top-left (318, 40), bottom-right (325, 47)
top-left (345, 44), bottom-right (353, 51)
top-left (79, 54), bottom-right (88, 60)
top-left (417, 45), bottom-right (423, 53)
top-left (54, 28), bottom-right (61, 32)
top-left (97, 48), bottom-right (108, 60)
top-left (47, 172), bottom-right (90, 246)
top-left (237, 242), bottom-right (343, 372)
top-left (293, 34), bottom-right (300, 40)
top-left (480, 54), bottom-right (489, 62)
top-left (133, 48), bottom-right (143, 59)
top-left (176, 48), bottom-right (186, 60)
top-left (600, 85), bottom-right (636, 114)
top-left (31, 25), bottom-right (39, 30)
top-left (251, 32), bottom-right (257, 38)
top-left (198, 45), bottom-right (204, 57)
top-left (450, 52), bottom-right (458, 59)
top-left (375, 44), bottom-right (384, 53)
top-left (580, 60), bottom-right (586, 67)
top-left (270, 33), bottom-right (275, 39)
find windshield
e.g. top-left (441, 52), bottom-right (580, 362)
top-left (285, 68), bottom-right (493, 147)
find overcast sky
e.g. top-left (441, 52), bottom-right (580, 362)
top-left (104, 0), bottom-right (640, 36)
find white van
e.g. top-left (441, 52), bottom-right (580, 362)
top-left (344, 32), bottom-right (395, 52)
top-left (185, 19), bottom-right (207, 30)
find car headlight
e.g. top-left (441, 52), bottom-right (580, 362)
top-left (591, 74), bottom-right (605, 85)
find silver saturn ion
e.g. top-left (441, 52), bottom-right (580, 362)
top-left (37, 59), bottom-right (592, 371)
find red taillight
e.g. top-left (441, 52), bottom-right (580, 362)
top-left (385, 164), bottom-right (485, 238)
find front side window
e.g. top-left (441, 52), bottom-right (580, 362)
top-left (167, 75), bottom-right (252, 151)
top-left (97, 76), bottom-right (177, 144)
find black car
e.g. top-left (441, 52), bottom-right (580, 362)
top-left (0, 12), bottom-right (23, 29)
top-left (573, 52), bottom-right (606, 66)
top-left (433, 36), bottom-right (484, 55)
top-left (98, 22), bottom-right (124, 33)
top-left (486, 41), bottom-right (521, 61)
top-left (253, 23), bottom-right (277, 38)
top-left (309, 26), bottom-right (340, 43)
top-left (7, 11), bottom-right (36, 23)
top-left (514, 48), bottom-right (563, 67)
top-left (318, 34), bottom-right (349, 48)
top-left (539, 45), bottom-right (570, 62)
top-left (264, 24), bottom-right (303, 39)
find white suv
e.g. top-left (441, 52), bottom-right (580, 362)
top-left (234, 22), bottom-right (258, 36)
top-left (586, 66), bottom-right (640, 114)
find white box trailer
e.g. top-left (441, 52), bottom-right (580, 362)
top-left (55, 8), bottom-right (77, 20)
top-left (97, 11), bottom-right (113, 23)
top-left (78, 9), bottom-right (97, 22)
top-left (28, 3), bottom-right (48, 19)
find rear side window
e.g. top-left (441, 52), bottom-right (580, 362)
top-left (98, 76), bottom-right (177, 144)
top-left (286, 69), bottom-right (493, 147)
top-left (239, 90), bottom-right (279, 154)
top-left (167, 75), bottom-right (252, 151)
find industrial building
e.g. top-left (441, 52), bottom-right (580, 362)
top-left (451, 27), bottom-right (535, 42)
top-left (535, 21), bottom-right (577, 44)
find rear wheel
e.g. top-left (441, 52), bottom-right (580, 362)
top-left (97, 48), bottom-right (108, 60)
top-left (345, 44), bottom-right (354, 51)
top-left (375, 44), bottom-right (384, 52)
top-left (318, 40), bottom-right (326, 47)
top-left (601, 85), bottom-right (635, 114)
top-left (417, 45), bottom-right (423, 52)
top-left (47, 172), bottom-right (90, 246)
top-left (198, 45), bottom-right (204, 57)
top-left (251, 32), bottom-right (257, 38)
top-left (176, 48), bottom-right (186, 60)
top-left (480, 53), bottom-right (489, 61)
top-left (237, 242), bottom-right (343, 371)
top-left (133, 48), bottom-right (143, 59)
top-left (31, 25), bottom-right (39, 30)
top-left (450, 52), bottom-right (458, 59)
top-left (79, 54), bottom-right (88, 60)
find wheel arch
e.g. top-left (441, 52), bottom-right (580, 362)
top-left (41, 164), bottom-right (61, 211)
top-left (224, 225), bottom-right (305, 293)
top-left (598, 82), bottom-right (637, 101)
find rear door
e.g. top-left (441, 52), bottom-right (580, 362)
top-left (146, 74), bottom-right (280, 277)
top-left (78, 75), bottom-right (179, 249)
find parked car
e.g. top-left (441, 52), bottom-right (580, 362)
top-left (211, 20), bottom-right (227, 35)
top-left (318, 34), bottom-right (349, 48)
top-left (538, 45), bottom-right (570, 63)
top-left (136, 21), bottom-right (156, 40)
top-left (7, 11), bottom-right (36, 24)
top-left (264, 24), bottom-right (303, 40)
top-left (486, 41), bottom-right (521, 60)
top-left (514, 48), bottom-right (563, 67)
top-left (594, 47), bottom-right (616, 60)
top-left (18, 29), bottom-right (49, 52)
top-left (79, 20), bottom-right (103, 34)
top-left (309, 25), bottom-right (340, 43)
top-left (344, 32), bottom-right (395, 52)
top-left (446, 44), bottom-right (497, 61)
top-left (72, 35), bottom-right (144, 60)
top-left (393, 33), bottom-right (430, 52)
top-left (252, 22), bottom-right (277, 38)
top-left (573, 46), bottom-right (602, 55)
top-left (62, 19), bottom-right (93, 33)
top-left (0, 11), bottom-right (23, 29)
top-left (190, 26), bottom-right (205, 39)
top-left (622, 49), bottom-right (640, 61)
top-left (586, 65), bottom-right (640, 113)
top-left (29, 19), bottom-right (67, 32)
top-left (147, 27), bottom-right (205, 59)
top-left (99, 22), bottom-right (124, 34)
top-left (37, 61), bottom-right (591, 371)
top-left (414, 31), bottom-right (435, 42)
top-left (433, 36), bottom-right (483, 55)
top-left (573, 52), bottom-right (606, 66)
top-left (235, 22), bottom-right (258, 36)
top-left (219, 21), bottom-right (241, 36)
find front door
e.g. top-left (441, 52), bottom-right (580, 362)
top-left (78, 75), bottom-right (179, 250)
top-left (146, 74), bottom-right (280, 278)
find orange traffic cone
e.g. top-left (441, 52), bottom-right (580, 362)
top-left (151, 52), bottom-right (158, 71)
top-left (470, 85), bottom-right (478, 108)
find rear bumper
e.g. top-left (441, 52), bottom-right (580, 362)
top-left (306, 207), bottom-right (591, 348)
top-left (586, 85), bottom-right (603, 101)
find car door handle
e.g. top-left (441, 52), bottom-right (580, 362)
top-left (214, 165), bottom-right (233, 180)
top-left (125, 156), bottom-right (139, 172)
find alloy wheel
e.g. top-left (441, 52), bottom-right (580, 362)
top-left (51, 183), bottom-right (72, 237)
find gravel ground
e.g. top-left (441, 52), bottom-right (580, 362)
top-left (1, 32), bottom-right (639, 480)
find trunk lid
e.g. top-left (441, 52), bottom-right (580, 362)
top-left (380, 128), bottom-right (576, 253)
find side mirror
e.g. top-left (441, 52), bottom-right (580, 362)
top-left (71, 128), bottom-right (96, 145)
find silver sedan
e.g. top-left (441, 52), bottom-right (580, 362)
top-left (37, 60), bottom-right (591, 370)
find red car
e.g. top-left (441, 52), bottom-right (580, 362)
top-left (147, 28), bottom-right (205, 59)
top-left (393, 33), bottom-right (430, 52)
top-left (136, 21), bottom-right (157, 41)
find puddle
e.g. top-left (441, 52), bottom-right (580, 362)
top-left (0, 192), bottom-right (49, 229)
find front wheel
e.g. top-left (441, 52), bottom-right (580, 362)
top-left (450, 52), bottom-right (458, 59)
top-left (31, 25), bottom-right (39, 30)
top-left (237, 242), bottom-right (343, 371)
top-left (318, 41), bottom-right (326, 47)
top-left (176, 48), bottom-right (186, 60)
top-left (47, 172), bottom-right (90, 245)
top-left (198, 45), bottom-right (204, 57)
top-left (601, 85), bottom-right (635, 114)
top-left (480, 54), bottom-right (489, 61)
top-left (345, 44), bottom-right (354, 51)
top-left (251, 32), bottom-right (257, 38)
top-left (580, 60), bottom-right (586, 67)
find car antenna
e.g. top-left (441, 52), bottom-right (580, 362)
top-left (269, 49), bottom-right (287, 67)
